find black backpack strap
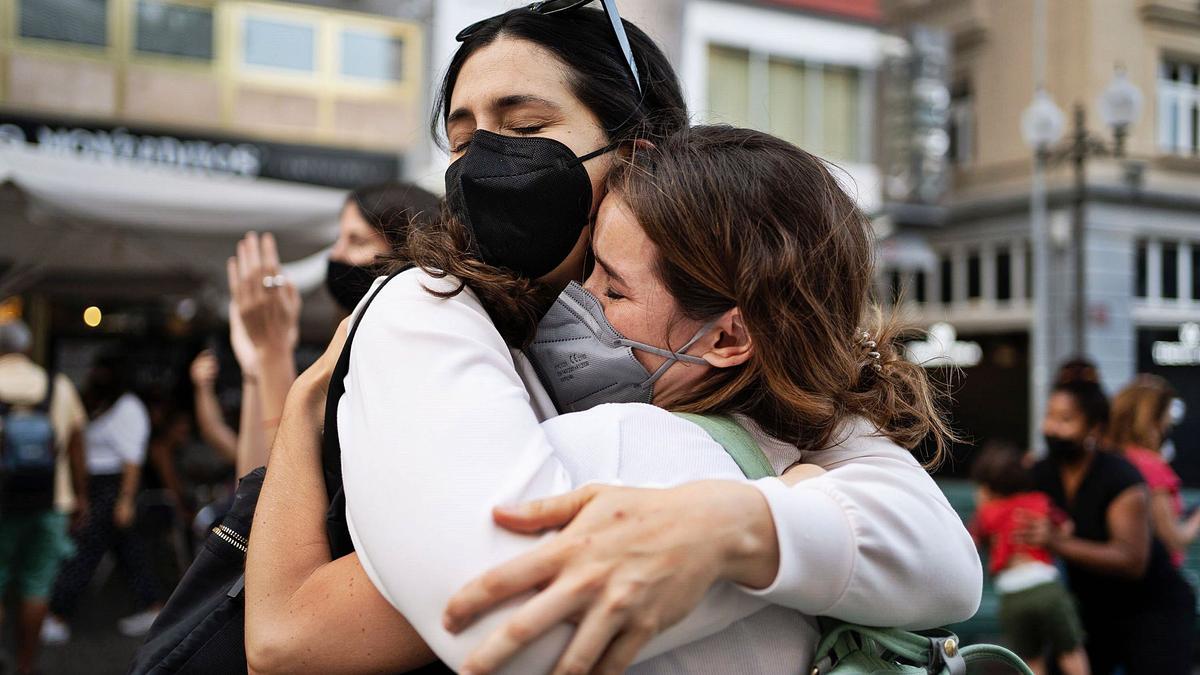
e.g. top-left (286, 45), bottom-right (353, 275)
top-left (37, 372), bottom-right (56, 413)
top-left (321, 267), bottom-right (409, 555)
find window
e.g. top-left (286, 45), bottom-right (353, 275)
top-left (767, 56), bottom-right (808, 149)
top-left (967, 251), bottom-right (981, 300)
top-left (1136, 240), bottom-right (1148, 298)
top-left (707, 45), bottom-right (751, 128)
top-left (940, 257), bottom-right (953, 305)
top-left (1159, 58), bottom-right (1199, 156)
top-left (19, 0), bottom-right (107, 46)
top-left (1192, 247), bottom-right (1200, 302)
top-left (340, 28), bottom-right (405, 82)
top-left (914, 270), bottom-right (927, 304)
top-left (136, 0), bottom-right (213, 60)
top-left (243, 16), bottom-right (315, 72)
top-left (996, 247), bottom-right (1012, 302)
top-left (1025, 246), bottom-right (1033, 300)
top-left (706, 45), bottom-right (864, 162)
top-left (1163, 241), bottom-right (1179, 299)
top-left (948, 80), bottom-right (973, 166)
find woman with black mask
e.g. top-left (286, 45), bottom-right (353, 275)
top-left (223, 181), bottom-right (438, 471)
top-left (325, 182), bottom-right (440, 313)
top-left (1020, 380), bottom-right (1194, 675)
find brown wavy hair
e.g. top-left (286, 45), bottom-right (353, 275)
top-left (609, 126), bottom-right (955, 462)
top-left (1108, 374), bottom-right (1176, 452)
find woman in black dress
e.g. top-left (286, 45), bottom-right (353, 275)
top-left (1019, 379), bottom-right (1194, 675)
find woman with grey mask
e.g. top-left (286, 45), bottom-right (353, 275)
top-left (243, 5), bottom-right (982, 675)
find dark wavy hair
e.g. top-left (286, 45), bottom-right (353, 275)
top-left (405, 6), bottom-right (688, 345)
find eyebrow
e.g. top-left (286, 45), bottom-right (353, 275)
top-left (446, 94), bottom-right (562, 127)
top-left (593, 252), bottom-right (628, 287)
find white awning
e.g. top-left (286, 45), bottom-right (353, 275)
top-left (0, 142), bottom-right (343, 296)
top-left (0, 142), bottom-right (344, 238)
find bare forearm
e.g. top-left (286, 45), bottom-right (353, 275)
top-left (1053, 536), bottom-right (1147, 579)
top-left (119, 462), bottom-right (141, 501)
top-left (193, 385), bottom-right (237, 463)
top-left (237, 380), bottom-right (268, 476)
top-left (256, 350), bottom-right (296, 449)
top-left (245, 382), bottom-right (434, 674)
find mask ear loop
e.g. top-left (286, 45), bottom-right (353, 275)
top-left (628, 318), bottom-right (721, 390)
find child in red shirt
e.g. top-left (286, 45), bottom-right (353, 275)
top-left (970, 443), bottom-right (1089, 675)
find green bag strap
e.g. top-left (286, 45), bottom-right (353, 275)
top-left (673, 413), bottom-right (776, 480)
top-left (812, 619), bottom-right (1034, 675)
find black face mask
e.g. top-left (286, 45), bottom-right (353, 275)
top-left (445, 130), bottom-right (616, 279)
top-left (1044, 435), bottom-right (1088, 464)
top-left (325, 259), bottom-right (378, 312)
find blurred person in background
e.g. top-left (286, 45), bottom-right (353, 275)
top-left (43, 351), bottom-right (163, 643)
top-left (140, 392), bottom-right (196, 585)
top-left (188, 350), bottom-right (236, 467)
top-left (325, 182), bottom-right (440, 315)
top-left (1108, 374), bottom-right (1200, 567)
top-left (970, 442), bottom-right (1088, 675)
top-left (226, 182), bottom-right (437, 473)
top-left (1055, 357), bottom-right (1101, 388)
top-left (0, 319), bottom-right (88, 675)
top-left (1018, 380), bottom-right (1194, 675)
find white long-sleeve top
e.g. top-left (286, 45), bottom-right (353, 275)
top-left (340, 270), bottom-right (981, 674)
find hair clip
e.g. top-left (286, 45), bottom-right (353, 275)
top-left (857, 330), bottom-right (882, 372)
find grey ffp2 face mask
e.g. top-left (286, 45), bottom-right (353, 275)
top-left (526, 281), bottom-right (714, 414)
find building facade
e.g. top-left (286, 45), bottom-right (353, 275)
top-left (880, 0), bottom-right (1200, 479)
top-left (0, 0), bottom-right (431, 375)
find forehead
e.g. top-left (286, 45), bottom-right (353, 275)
top-left (595, 194), bottom-right (653, 262)
top-left (1048, 391), bottom-right (1080, 414)
top-left (449, 37), bottom-right (572, 111)
top-left (340, 202), bottom-right (374, 235)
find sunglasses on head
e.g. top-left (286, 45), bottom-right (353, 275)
top-left (455, 0), bottom-right (643, 97)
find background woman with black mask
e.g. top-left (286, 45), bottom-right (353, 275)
top-left (219, 181), bottom-right (439, 473)
top-left (1019, 380), bottom-right (1194, 674)
top-left (244, 4), bottom-right (980, 674)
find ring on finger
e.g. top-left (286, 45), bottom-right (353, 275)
top-left (261, 274), bottom-right (286, 289)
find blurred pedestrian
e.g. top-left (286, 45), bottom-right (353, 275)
top-left (43, 351), bottom-right (163, 642)
top-left (325, 182), bottom-right (439, 313)
top-left (1018, 380), bottom-right (1194, 675)
top-left (0, 319), bottom-right (88, 675)
top-left (970, 442), bottom-right (1088, 675)
top-left (226, 182), bottom-right (436, 473)
top-left (188, 350), bottom-right (236, 466)
top-left (1054, 357), bottom-right (1101, 387)
top-left (1108, 374), bottom-right (1200, 566)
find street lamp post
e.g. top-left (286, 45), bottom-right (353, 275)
top-left (1022, 88), bottom-right (1065, 455)
top-left (1021, 68), bottom-right (1142, 450)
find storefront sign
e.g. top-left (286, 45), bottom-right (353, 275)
top-left (0, 112), bottom-right (400, 189)
top-left (1152, 322), bottom-right (1200, 366)
top-left (906, 322), bottom-right (982, 368)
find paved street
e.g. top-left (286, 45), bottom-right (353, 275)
top-left (2, 562), bottom-right (148, 674)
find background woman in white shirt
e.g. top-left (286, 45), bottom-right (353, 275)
top-left (245, 5), bottom-right (981, 674)
top-left (45, 352), bottom-right (162, 642)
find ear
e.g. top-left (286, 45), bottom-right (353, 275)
top-left (699, 308), bottom-right (753, 369)
top-left (616, 138), bottom-right (656, 160)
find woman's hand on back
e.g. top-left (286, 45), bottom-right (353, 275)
top-left (443, 481), bottom-right (779, 675)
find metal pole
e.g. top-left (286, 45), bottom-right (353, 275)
top-left (1029, 0), bottom-right (1050, 455)
top-left (1030, 150), bottom-right (1051, 456)
top-left (1072, 104), bottom-right (1087, 357)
